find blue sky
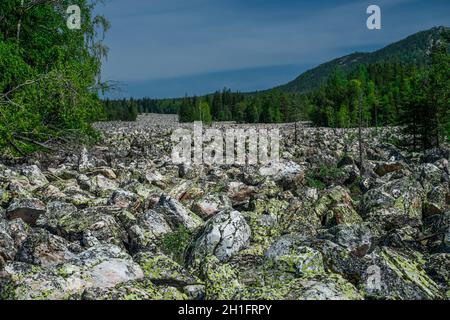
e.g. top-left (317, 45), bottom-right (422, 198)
top-left (99, 0), bottom-right (450, 98)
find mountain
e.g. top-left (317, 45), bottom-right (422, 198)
top-left (274, 26), bottom-right (450, 93)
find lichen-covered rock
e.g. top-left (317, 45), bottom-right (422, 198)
top-left (283, 274), bottom-right (363, 300)
top-left (6, 198), bottom-right (46, 226)
top-left (78, 147), bottom-right (95, 171)
top-left (423, 147), bottom-right (450, 164)
top-left (424, 254), bottom-right (450, 293)
top-left (191, 193), bottom-right (231, 219)
top-left (138, 210), bottom-right (172, 239)
top-left (20, 165), bottom-right (48, 189)
top-left (79, 278), bottom-right (187, 300)
top-left (187, 210), bottom-right (251, 265)
top-left (35, 201), bottom-right (77, 233)
top-left (381, 226), bottom-right (422, 250)
top-left (238, 272), bottom-right (363, 300)
top-left (155, 195), bottom-right (203, 231)
top-left (56, 207), bottom-right (127, 247)
top-left (1, 244), bottom-right (144, 300)
top-left (91, 174), bottom-right (118, 197)
top-left (243, 211), bottom-right (279, 255)
top-left (360, 247), bottom-right (444, 300)
top-left (419, 163), bottom-right (446, 192)
top-left (423, 211), bottom-right (450, 253)
top-left (136, 253), bottom-right (201, 287)
top-left (423, 185), bottom-right (449, 217)
top-left (108, 190), bottom-right (140, 210)
top-left (314, 186), bottom-right (362, 228)
top-left (318, 223), bottom-right (375, 257)
top-left (374, 161), bottom-right (405, 177)
top-left (265, 244), bottom-right (325, 277)
top-left (259, 161), bottom-right (305, 190)
top-left (360, 177), bottom-right (424, 230)
top-left (199, 255), bottom-right (243, 300)
top-left (0, 219), bottom-right (28, 269)
top-left (16, 229), bottom-right (81, 266)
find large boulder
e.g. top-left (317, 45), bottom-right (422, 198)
top-left (360, 247), bottom-right (445, 300)
top-left (423, 185), bottom-right (449, 218)
top-left (56, 207), bottom-right (127, 248)
top-left (91, 174), bottom-right (118, 197)
top-left (187, 210), bottom-right (251, 265)
top-left (0, 244), bottom-right (144, 300)
top-left (265, 239), bottom-right (325, 277)
top-left (283, 274), bottom-right (363, 300)
top-left (16, 229), bottom-right (81, 266)
top-left (360, 177), bottom-right (424, 230)
top-left (155, 195), bottom-right (203, 231)
top-left (314, 186), bottom-right (362, 228)
top-left (374, 161), bottom-right (406, 177)
top-left (0, 219), bottom-right (28, 269)
top-left (6, 198), bottom-right (46, 226)
top-left (259, 161), bottom-right (305, 190)
top-left (20, 165), bottom-right (48, 189)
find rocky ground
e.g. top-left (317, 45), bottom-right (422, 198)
top-left (0, 114), bottom-right (449, 300)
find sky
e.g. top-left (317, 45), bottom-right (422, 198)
top-left (98, 0), bottom-right (450, 99)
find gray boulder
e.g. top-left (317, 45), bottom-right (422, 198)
top-left (155, 195), bottom-right (203, 231)
top-left (187, 210), bottom-right (251, 265)
top-left (7, 198), bottom-right (46, 226)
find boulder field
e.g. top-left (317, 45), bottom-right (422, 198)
top-left (0, 114), bottom-right (448, 300)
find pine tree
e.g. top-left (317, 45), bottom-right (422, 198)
top-left (245, 101), bottom-right (259, 123)
top-left (199, 101), bottom-right (212, 124)
top-left (337, 104), bottom-right (351, 128)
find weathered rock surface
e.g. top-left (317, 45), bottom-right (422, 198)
top-left (187, 210), bottom-right (251, 265)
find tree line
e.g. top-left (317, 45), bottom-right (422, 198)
top-left (306, 41), bottom-right (449, 151)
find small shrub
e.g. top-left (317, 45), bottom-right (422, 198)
top-left (306, 164), bottom-right (346, 189)
top-left (161, 225), bottom-right (191, 263)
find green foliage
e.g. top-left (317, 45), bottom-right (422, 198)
top-left (104, 98), bottom-right (138, 121)
top-left (161, 225), bottom-right (191, 264)
top-left (306, 38), bottom-right (450, 151)
top-left (174, 89), bottom-right (306, 124)
top-left (305, 174), bottom-right (326, 190)
top-left (306, 165), bottom-right (346, 189)
top-left (399, 36), bottom-right (450, 151)
top-left (0, 0), bottom-right (109, 155)
top-left (277, 26), bottom-right (449, 93)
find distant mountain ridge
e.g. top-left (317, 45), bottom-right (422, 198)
top-left (274, 26), bottom-right (450, 93)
